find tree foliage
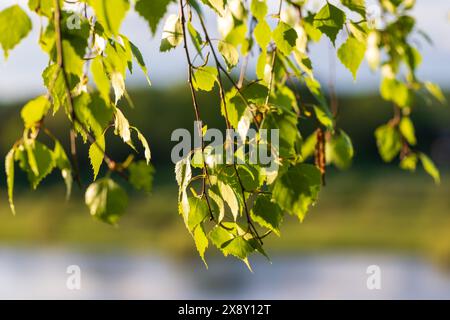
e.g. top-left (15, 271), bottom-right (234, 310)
top-left (0, 0), bottom-right (445, 268)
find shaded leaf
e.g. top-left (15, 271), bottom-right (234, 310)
top-left (375, 124), bottom-right (402, 162)
top-left (314, 3), bottom-right (346, 45)
top-left (135, 0), bottom-right (172, 34)
top-left (251, 194), bottom-right (283, 236)
top-left (272, 164), bottom-right (322, 221)
top-left (129, 161), bottom-right (154, 192)
top-left (85, 178), bottom-right (128, 225)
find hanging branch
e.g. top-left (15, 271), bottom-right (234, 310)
top-left (53, 0), bottom-right (128, 181)
top-left (179, 0), bottom-right (215, 221)
top-left (197, 11), bottom-right (263, 244)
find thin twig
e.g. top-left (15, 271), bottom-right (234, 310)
top-left (179, 0), bottom-right (215, 221)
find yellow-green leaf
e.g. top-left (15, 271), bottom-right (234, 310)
top-left (5, 149), bottom-right (16, 215)
top-left (0, 5), bottom-right (32, 58)
top-left (338, 36), bottom-right (366, 80)
top-left (419, 153), bottom-right (440, 184)
top-left (399, 117), bottom-right (417, 146)
top-left (218, 41), bottom-right (239, 70)
top-left (193, 66), bottom-right (218, 92)
top-left (85, 178), bottom-right (128, 225)
top-left (193, 224), bottom-right (209, 267)
top-left (88, 0), bottom-right (130, 36)
top-left (21, 96), bottom-right (50, 128)
top-left (89, 134), bottom-right (105, 181)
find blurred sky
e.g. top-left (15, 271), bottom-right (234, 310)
top-left (0, 0), bottom-right (449, 103)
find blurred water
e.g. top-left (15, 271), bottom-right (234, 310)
top-left (0, 248), bottom-right (449, 299)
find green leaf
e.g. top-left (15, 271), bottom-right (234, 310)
top-left (193, 224), bottom-right (209, 267)
top-left (300, 132), bottom-right (318, 161)
top-left (88, 0), bottom-right (130, 36)
top-left (74, 93), bottom-right (113, 140)
top-left (135, 0), bottom-right (172, 34)
top-left (305, 77), bottom-right (330, 112)
top-left (224, 87), bottom-right (250, 129)
top-left (175, 156), bottom-right (192, 190)
top-left (28, 0), bottom-right (53, 18)
top-left (129, 40), bottom-right (151, 86)
top-left (261, 110), bottom-right (299, 159)
top-left (313, 104), bottom-right (334, 129)
top-left (104, 40), bottom-right (129, 76)
top-left (270, 85), bottom-right (299, 114)
top-left (61, 40), bottom-right (85, 77)
top-left (405, 45), bottom-right (422, 73)
top-left (5, 149), bottom-right (16, 215)
top-left (23, 140), bottom-right (56, 189)
top-left (273, 22), bottom-right (298, 56)
top-left (225, 23), bottom-right (247, 48)
top-left (132, 127), bottom-right (152, 164)
top-left (208, 186), bottom-right (225, 222)
top-left (188, 21), bottom-right (204, 58)
top-left (184, 197), bottom-right (209, 232)
top-left (176, 156), bottom-right (192, 216)
top-left (218, 41), bottom-right (239, 70)
top-left (0, 5), bottom-right (32, 58)
top-left (340, 0), bottom-right (366, 17)
top-left (129, 161), bottom-right (154, 192)
top-left (304, 14), bottom-right (322, 42)
top-left (160, 14), bottom-right (183, 52)
top-left (399, 117), bottom-right (417, 146)
top-left (237, 165), bottom-right (260, 192)
top-left (254, 20), bottom-right (271, 49)
top-left (251, 194), bottom-right (283, 236)
top-left (338, 36), bottom-right (366, 80)
top-left (375, 124), bottom-right (402, 162)
top-left (380, 78), bottom-right (412, 108)
top-left (85, 178), bottom-right (128, 225)
top-left (201, 0), bottom-right (226, 16)
top-left (89, 134), bottom-right (105, 181)
top-left (21, 96), bottom-right (50, 129)
top-left (40, 14), bottom-right (90, 77)
top-left (114, 108), bottom-right (132, 144)
top-left (348, 21), bottom-right (368, 42)
top-left (193, 66), bottom-right (218, 92)
top-left (111, 71), bottom-right (125, 105)
top-left (222, 236), bottom-right (254, 260)
top-left (425, 82), bottom-right (446, 104)
top-left (43, 64), bottom-right (79, 114)
top-left (272, 164), bottom-right (322, 221)
top-left (419, 153), bottom-right (440, 184)
top-left (209, 224), bottom-right (234, 249)
top-left (218, 180), bottom-right (240, 220)
top-left (250, 0), bottom-right (268, 20)
top-left (400, 153), bottom-right (418, 172)
top-left (91, 56), bottom-right (111, 104)
top-left (209, 223), bottom-right (255, 268)
top-left (326, 130), bottom-right (354, 170)
top-left (314, 3), bottom-right (346, 45)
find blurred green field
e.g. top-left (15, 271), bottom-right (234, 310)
top-left (1, 167), bottom-right (449, 268)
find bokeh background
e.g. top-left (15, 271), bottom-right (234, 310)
top-left (0, 0), bottom-right (449, 299)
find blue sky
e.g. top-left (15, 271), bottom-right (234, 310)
top-left (0, 0), bottom-right (449, 102)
